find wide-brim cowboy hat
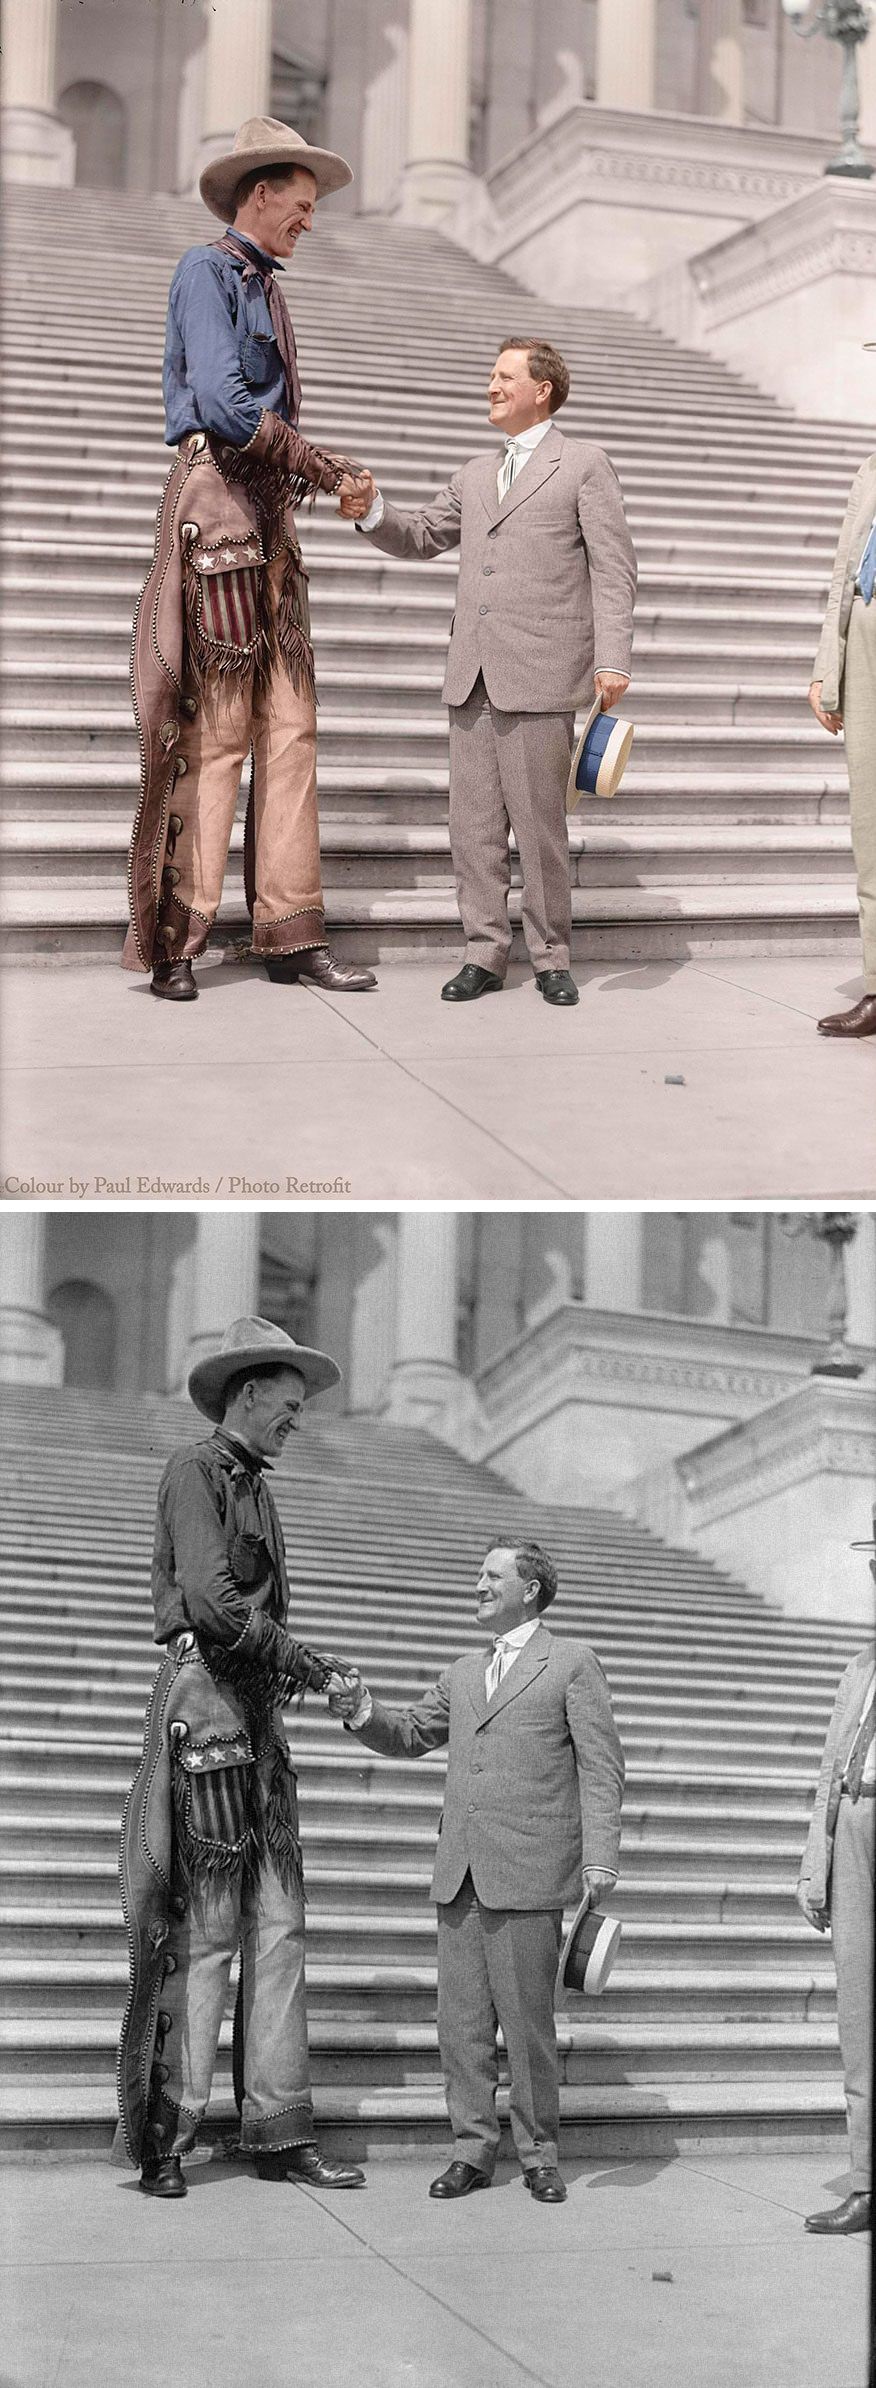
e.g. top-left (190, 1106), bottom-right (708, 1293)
top-left (566, 695), bottom-right (635, 815)
top-left (199, 116), bottom-right (353, 221)
top-left (555, 1901), bottom-right (622, 2008)
top-left (188, 1315), bottom-right (341, 1421)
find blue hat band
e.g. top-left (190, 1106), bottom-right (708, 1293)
top-left (576, 710), bottom-right (616, 794)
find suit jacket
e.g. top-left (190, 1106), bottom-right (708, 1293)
top-left (361, 424), bottom-right (636, 713)
top-left (352, 1624), bottom-right (624, 1910)
top-left (812, 454), bottom-right (876, 712)
top-left (797, 1645), bottom-right (876, 1913)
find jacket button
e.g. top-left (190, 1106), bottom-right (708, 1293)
top-left (483, 567), bottom-right (493, 576)
top-left (479, 605), bottom-right (488, 616)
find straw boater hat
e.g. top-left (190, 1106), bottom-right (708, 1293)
top-left (565, 694), bottom-right (635, 814)
top-left (555, 1900), bottom-right (622, 2008)
top-left (188, 1316), bottom-right (341, 1422)
top-left (199, 115), bottom-right (354, 222)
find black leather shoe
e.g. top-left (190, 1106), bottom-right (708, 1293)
top-left (264, 948), bottom-right (377, 992)
top-left (524, 2166), bottom-right (567, 2204)
top-left (441, 965), bottom-right (504, 1003)
top-left (534, 970), bottom-right (578, 1007)
top-left (151, 958), bottom-right (197, 1002)
top-left (429, 2160), bottom-right (492, 2199)
top-left (139, 2152), bottom-right (186, 2198)
top-left (255, 2144), bottom-right (365, 2188)
top-left (805, 2192), bottom-right (871, 2234)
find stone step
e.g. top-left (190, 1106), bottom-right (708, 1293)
top-left (0, 628), bottom-right (827, 683)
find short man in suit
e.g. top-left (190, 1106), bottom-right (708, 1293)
top-left (809, 442), bottom-right (876, 1036)
top-left (339, 339), bottom-right (637, 1006)
top-left (796, 1515), bottom-right (876, 2233)
top-left (329, 1536), bottom-right (624, 2201)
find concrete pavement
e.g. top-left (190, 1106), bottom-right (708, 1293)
top-left (1, 2149), bottom-right (869, 2388)
top-left (2, 952), bottom-right (875, 1202)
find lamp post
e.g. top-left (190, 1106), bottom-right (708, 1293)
top-left (781, 0), bottom-right (874, 176)
top-left (779, 1213), bottom-right (864, 1376)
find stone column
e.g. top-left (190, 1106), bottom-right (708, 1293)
top-left (473, 1215), bottom-right (524, 1371)
top-left (846, 1215), bottom-right (876, 1358)
top-left (583, 1215), bottom-right (644, 1311)
top-left (386, 1215), bottom-right (461, 1423)
top-left (695, 1), bottom-right (744, 126)
top-left (858, 24), bottom-right (876, 149)
top-left (180, 1215), bottom-right (261, 1391)
top-left (194, 0), bottom-right (273, 189)
top-left (348, 1218), bottom-right (397, 1409)
top-left (0, 0), bottom-right (75, 185)
top-left (398, 0), bottom-right (473, 224)
top-left (0, 1218), bottom-right (64, 1384)
top-left (595, 0), bottom-right (656, 113)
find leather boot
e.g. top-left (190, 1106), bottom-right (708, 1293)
top-left (151, 958), bottom-right (197, 1002)
top-left (139, 2151), bottom-right (187, 2198)
top-left (264, 948), bottom-right (377, 992)
top-left (805, 2191), bottom-right (871, 2234)
top-left (255, 2144), bottom-right (365, 2188)
top-left (817, 995), bottom-right (876, 1038)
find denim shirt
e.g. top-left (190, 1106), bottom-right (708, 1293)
top-left (162, 229), bottom-right (293, 450)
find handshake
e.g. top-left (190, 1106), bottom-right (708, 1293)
top-left (336, 470), bottom-right (378, 522)
top-left (325, 1664), bottom-right (368, 1721)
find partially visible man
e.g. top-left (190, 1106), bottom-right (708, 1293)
top-left (117, 1317), bottom-right (365, 2197)
top-left (123, 116), bottom-right (376, 1001)
top-left (340, 339), bottom-right (636, 1007)
top-left (796, 1514), bottom-right (876, 2234)
top-left (330, 1537), bottom-right (624, 2201)
top-left (809, 442), bottom-right (876, 1036)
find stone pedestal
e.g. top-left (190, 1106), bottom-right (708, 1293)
top-left (179, 1216), bottom-right (261, 1394)
top-left (0, 1219), bottom-right (64, 1385)
top-left (595, 0), bottom-right (656, 114)
top-left (673, 178), bottom-right (876, 425)
top-left (398, 0), bottom-right (473, 225)
top-left (0, 0), bottom-right (74, 185)
top-left (385, 1215), bottom-right (461, 1424)
top-left (194, 0), bottom-right (272, 191)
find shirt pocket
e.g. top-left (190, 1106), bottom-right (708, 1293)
top-left (240, 331), bottom-right (281, 388)
top-left (231, 1528), bottom-right (271, 1585)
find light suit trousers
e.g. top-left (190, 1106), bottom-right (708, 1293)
top-left (842, 596), bottom-right (876, 992)
top-left (831, 1791), bottom-right (874, 2190)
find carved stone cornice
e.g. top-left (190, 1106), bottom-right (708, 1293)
top-left (676, 1379), bottom-right (876, 1522)
top-left (690, 179), bottom-right (876, 326)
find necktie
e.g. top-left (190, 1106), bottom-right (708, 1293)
top-left (498, 439), bottom-right (523, 501)
top-left (485, 1639), bottom-right (512, 1701)
top-left (858, 521), bottom-right (876, 604)
top-left (845, 1690), bottom-right (876, 1800)
top-left (214, 233), bottom-right (303, 424)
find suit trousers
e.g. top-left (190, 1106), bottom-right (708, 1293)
top-left (153, 1766), bottom-right (314, 2160)
top-left (171, 553), bottom-right (326, 959)
top-left (831, 1791), bottom-right (874, 2189)
top-left (841, 596), bottom-right (876, 993)
top-left (436, 1871), bottom-right (563, 2174)
top-left (448, 674), bottom-right (575, 974)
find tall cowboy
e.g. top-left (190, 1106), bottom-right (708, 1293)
top-left (117, 1318), bottom-right (365, 2197)
top-left (123, 117), bottom-right (376, 1001)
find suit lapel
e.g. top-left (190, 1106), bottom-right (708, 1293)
top-left (479, 1624), bottom-right (551, 1730)
top-left (465, 1648), bottom-right (490, 1727)
top-left (495, 425), bottom-right (563, 525)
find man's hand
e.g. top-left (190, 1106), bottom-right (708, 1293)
top-left (808, 679), bottom-right (842, 735)
top-left (594, 671), bottom-right (630, 714)
top-left (327, 1666), bottom-right (367, 1719)
top-left (580, 1868), bottom-right (617, 1911)
top-left (338, 471), bottom-right (377, 520)
top-left (795, 1882), bottom-right (829, 1933)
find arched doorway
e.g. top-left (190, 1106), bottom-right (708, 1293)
top-left (46, 1281), bottom-right (117, 1389)
top-left (58, 81), bottom-right (126, 188)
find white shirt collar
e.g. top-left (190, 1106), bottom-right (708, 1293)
top-left (493, 1617), bottom-right (541, 1652)
top-left (504, 420), bottom-right (553, 456)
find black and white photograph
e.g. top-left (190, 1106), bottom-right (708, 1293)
top-left (0, 1205), bottom-right (874, 2386)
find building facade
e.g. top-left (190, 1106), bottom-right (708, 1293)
top-left (3, 1), bottom-right (874, 206)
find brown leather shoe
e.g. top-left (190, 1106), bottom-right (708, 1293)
top-left (151, 958), bottom-right (197, 1002)
top-left (817, 995), bottom-right (876, 1037)
top-left (264, 947), bottom-right (377, 992)
top-left (805, 2191), bottom-right (870, 2234)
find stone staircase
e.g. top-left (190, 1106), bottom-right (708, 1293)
top-left (0, 1381), bottom-right (861, 2160)
top-left (1, 180), bottom-right (871, 963)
